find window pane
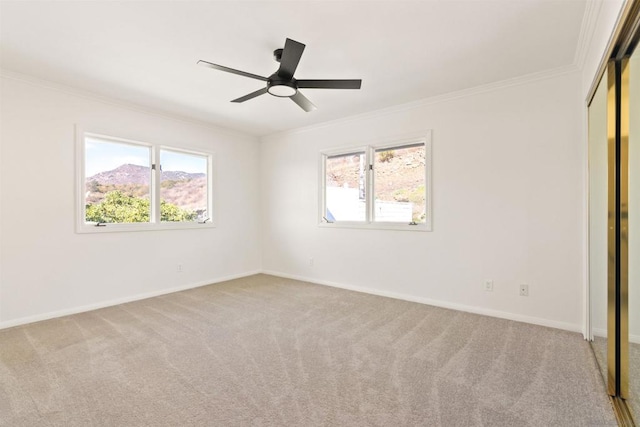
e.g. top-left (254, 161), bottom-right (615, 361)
top-left (374, 144), bottom-right (426, 223)
top-left (160, 150), bottom-right (208, 222)
top-left (84, 137), bottom-right (151, 223)
top-left (325, 152), bottom-right (366, 222)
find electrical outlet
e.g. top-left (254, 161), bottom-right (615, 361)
top-left (309, 257), bottom-right (314, 267)
top-left (177, 264), bottom-right (183, 273)
top-left (519, 284), bottom-right (529, 296)
top-left (484, 280), bottom-right (493, 292)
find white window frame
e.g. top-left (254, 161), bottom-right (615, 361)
top-left (319, 131), bottom-right (432, 231)
top-left (76, 128), bottom-right (215, 233)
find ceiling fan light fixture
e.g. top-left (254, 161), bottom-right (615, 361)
top-left (267, 82), bottom-right (297, 97)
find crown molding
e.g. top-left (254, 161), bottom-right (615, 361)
top-left (261, 64), bottom-right (580, 142)
top-left (0, 68), bottom-right (257, 141)
top-left (574, 0), bottom-right (604, 70)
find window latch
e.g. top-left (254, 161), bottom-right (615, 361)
top-left (322, 216), bottom-right (334, 223)
top-left (199, 217), bottom-right (210, 224)
top-left (408, 221), bottom-right (418, 226)
top-left (95, 222), bottom-right (107, 227)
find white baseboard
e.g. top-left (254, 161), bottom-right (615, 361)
top-left (0, 270), bottom-right (261, 330)
top-left (6, 268), bottom-right (627, 341)
top-left (262, 270), bottom-right (582, 334)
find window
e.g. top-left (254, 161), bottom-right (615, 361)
top-left (78, 131), bottom-right (214, 232)
top-left (159, 149), bottom-right (209, 223)
top-left (324, 151), bottom-right (367, 222)
top-left (373, 143), bottom-right (426, 224)
top-left (320, 133), bottom-right (432, 231)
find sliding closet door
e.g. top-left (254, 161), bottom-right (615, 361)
top-left (628, 45), bottom-right (639, 422)
top-left (608, 58), bottom-right (630, 400)
top-left (588, 2), bottom-right (639, 423)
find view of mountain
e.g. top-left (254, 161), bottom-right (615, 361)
top-left (87, 164), bottom-right (205, 185)
top-left (85, 164), bottom-right (207, 212)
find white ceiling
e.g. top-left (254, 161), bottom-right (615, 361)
top-left (0, 1), bottom-right (587, 136)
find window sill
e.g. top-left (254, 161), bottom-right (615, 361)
top-left (76, 221), bottom-right (216, 234)
top-left (318, 222), bottom-right (431, 232)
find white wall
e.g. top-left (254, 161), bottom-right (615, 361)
top-left (0, 74), bottom-right (261, 327)
top-left (260, 71), bottom-right (585, 331)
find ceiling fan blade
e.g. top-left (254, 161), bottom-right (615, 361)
top-left (277, 38), bottom-right (305, 80)
top-left (297, 79), bottom-right (362, 89)
top-left (197, 60), bottom-right (268, 82)
top-left (231, 87), bottom-right (268, 103)
top-left (290, 91), bottom-right (317, 112)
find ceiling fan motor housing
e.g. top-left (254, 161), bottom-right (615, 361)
top-left (273, 48), bottom-right (284, 63)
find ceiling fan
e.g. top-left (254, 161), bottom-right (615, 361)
top-left (197, 38), bottom-right (362, 112)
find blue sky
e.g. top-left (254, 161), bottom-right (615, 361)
top-left (161, 150), bottom-right (207, 174)
top-left (85, 137), bottom-right (207, 176)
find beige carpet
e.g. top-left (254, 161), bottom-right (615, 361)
top-left (0, 274), bottom-right (616, 426)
